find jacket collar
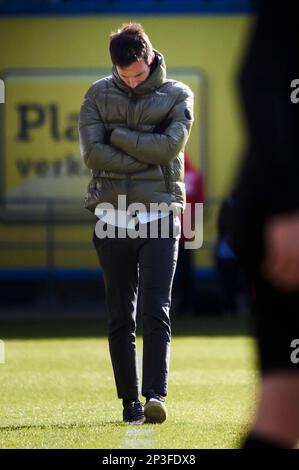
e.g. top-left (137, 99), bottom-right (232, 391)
top-left (112, 49), bottom-right (166, 96)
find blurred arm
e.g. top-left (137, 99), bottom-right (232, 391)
top-left (262, 213), bottom-right (299, 291)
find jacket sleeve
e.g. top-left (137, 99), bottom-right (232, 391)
top-left (78, 87), bottom-right (149, 173)
top-left (110, 87), bottom-right (194, 165)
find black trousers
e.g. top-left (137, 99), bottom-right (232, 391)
top-left (93, 221), bottom-right (179, 400)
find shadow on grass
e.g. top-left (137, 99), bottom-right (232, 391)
top-left (0, 315), bottom-right (253, 339)
top-left (0, 421), bottom-right (124, 432)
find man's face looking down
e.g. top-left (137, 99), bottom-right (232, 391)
top-left (116, 52), bottom-right (155, 89)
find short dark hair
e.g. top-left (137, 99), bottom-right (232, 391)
top-left (109, 23), bottom-right (153, 67)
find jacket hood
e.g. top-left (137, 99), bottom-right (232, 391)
top-left (112, 49), bottom-right (167, 96)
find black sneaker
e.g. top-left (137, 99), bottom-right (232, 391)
top-left (123, 400), bottom-right (145, 425)
top-left (144, 393), bottom-right (168, 424)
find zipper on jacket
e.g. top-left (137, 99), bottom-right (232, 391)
top-left (126, 91), bottom-right (137, 207)
top-left (127, 91), bottom-right (136, 129)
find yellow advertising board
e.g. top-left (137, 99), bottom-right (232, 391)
top-left (0, 14), bottom-right (251, 272)
top-left (0, 68), bottom-right (207, 270)
top-left (3, 69), bottom-right (204, 201)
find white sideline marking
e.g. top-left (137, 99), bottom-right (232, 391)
top-left (121, 426), bottom-right (155, 449)
top-left (123, 438), bottom-right (153, 447)
top-left (0, 80), bottom-right (4, 103)
top-left (126, 429), bottom-right (154, 435)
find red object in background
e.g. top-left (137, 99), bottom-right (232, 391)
top-left (180, 151), bottom-right (205, 242)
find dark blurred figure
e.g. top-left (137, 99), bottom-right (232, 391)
top-left (233, 0), bottom-right (299, 448)
top-left (215, 193), bottom-right (250, 316)
top-left (173, 151), bottom-right (204, 315)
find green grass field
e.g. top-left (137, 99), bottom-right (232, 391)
top-left (0, 317), bottom-right (258, 449)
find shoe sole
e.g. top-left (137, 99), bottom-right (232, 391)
top-left (144, 401), bottom-right (167, 424)
top-left (124, 418), bottom-right (146, 425)
top-left (125, 418), bottom-right (145, 426)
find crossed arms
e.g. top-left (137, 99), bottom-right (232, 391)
top-left (78, 86), bottom-right (194, 173)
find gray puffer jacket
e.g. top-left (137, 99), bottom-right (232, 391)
top-left (78, 50), bottom-right (194, 212)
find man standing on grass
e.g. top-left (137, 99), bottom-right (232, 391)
top-left (79, 23), bottom-right (193, 424)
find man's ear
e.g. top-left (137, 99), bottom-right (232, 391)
top-left (148, 50), bottom-right (155, 65)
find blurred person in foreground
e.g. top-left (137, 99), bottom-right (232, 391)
top-left (79, 23), bottom-right (193, 424)
top-left (233, 0), bottom-right (299, 448)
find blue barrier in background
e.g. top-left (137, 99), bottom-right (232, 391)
top-left (0, 0), bottom-right (253, 15)
top-left (0, 267), bottom-right (218, 280)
